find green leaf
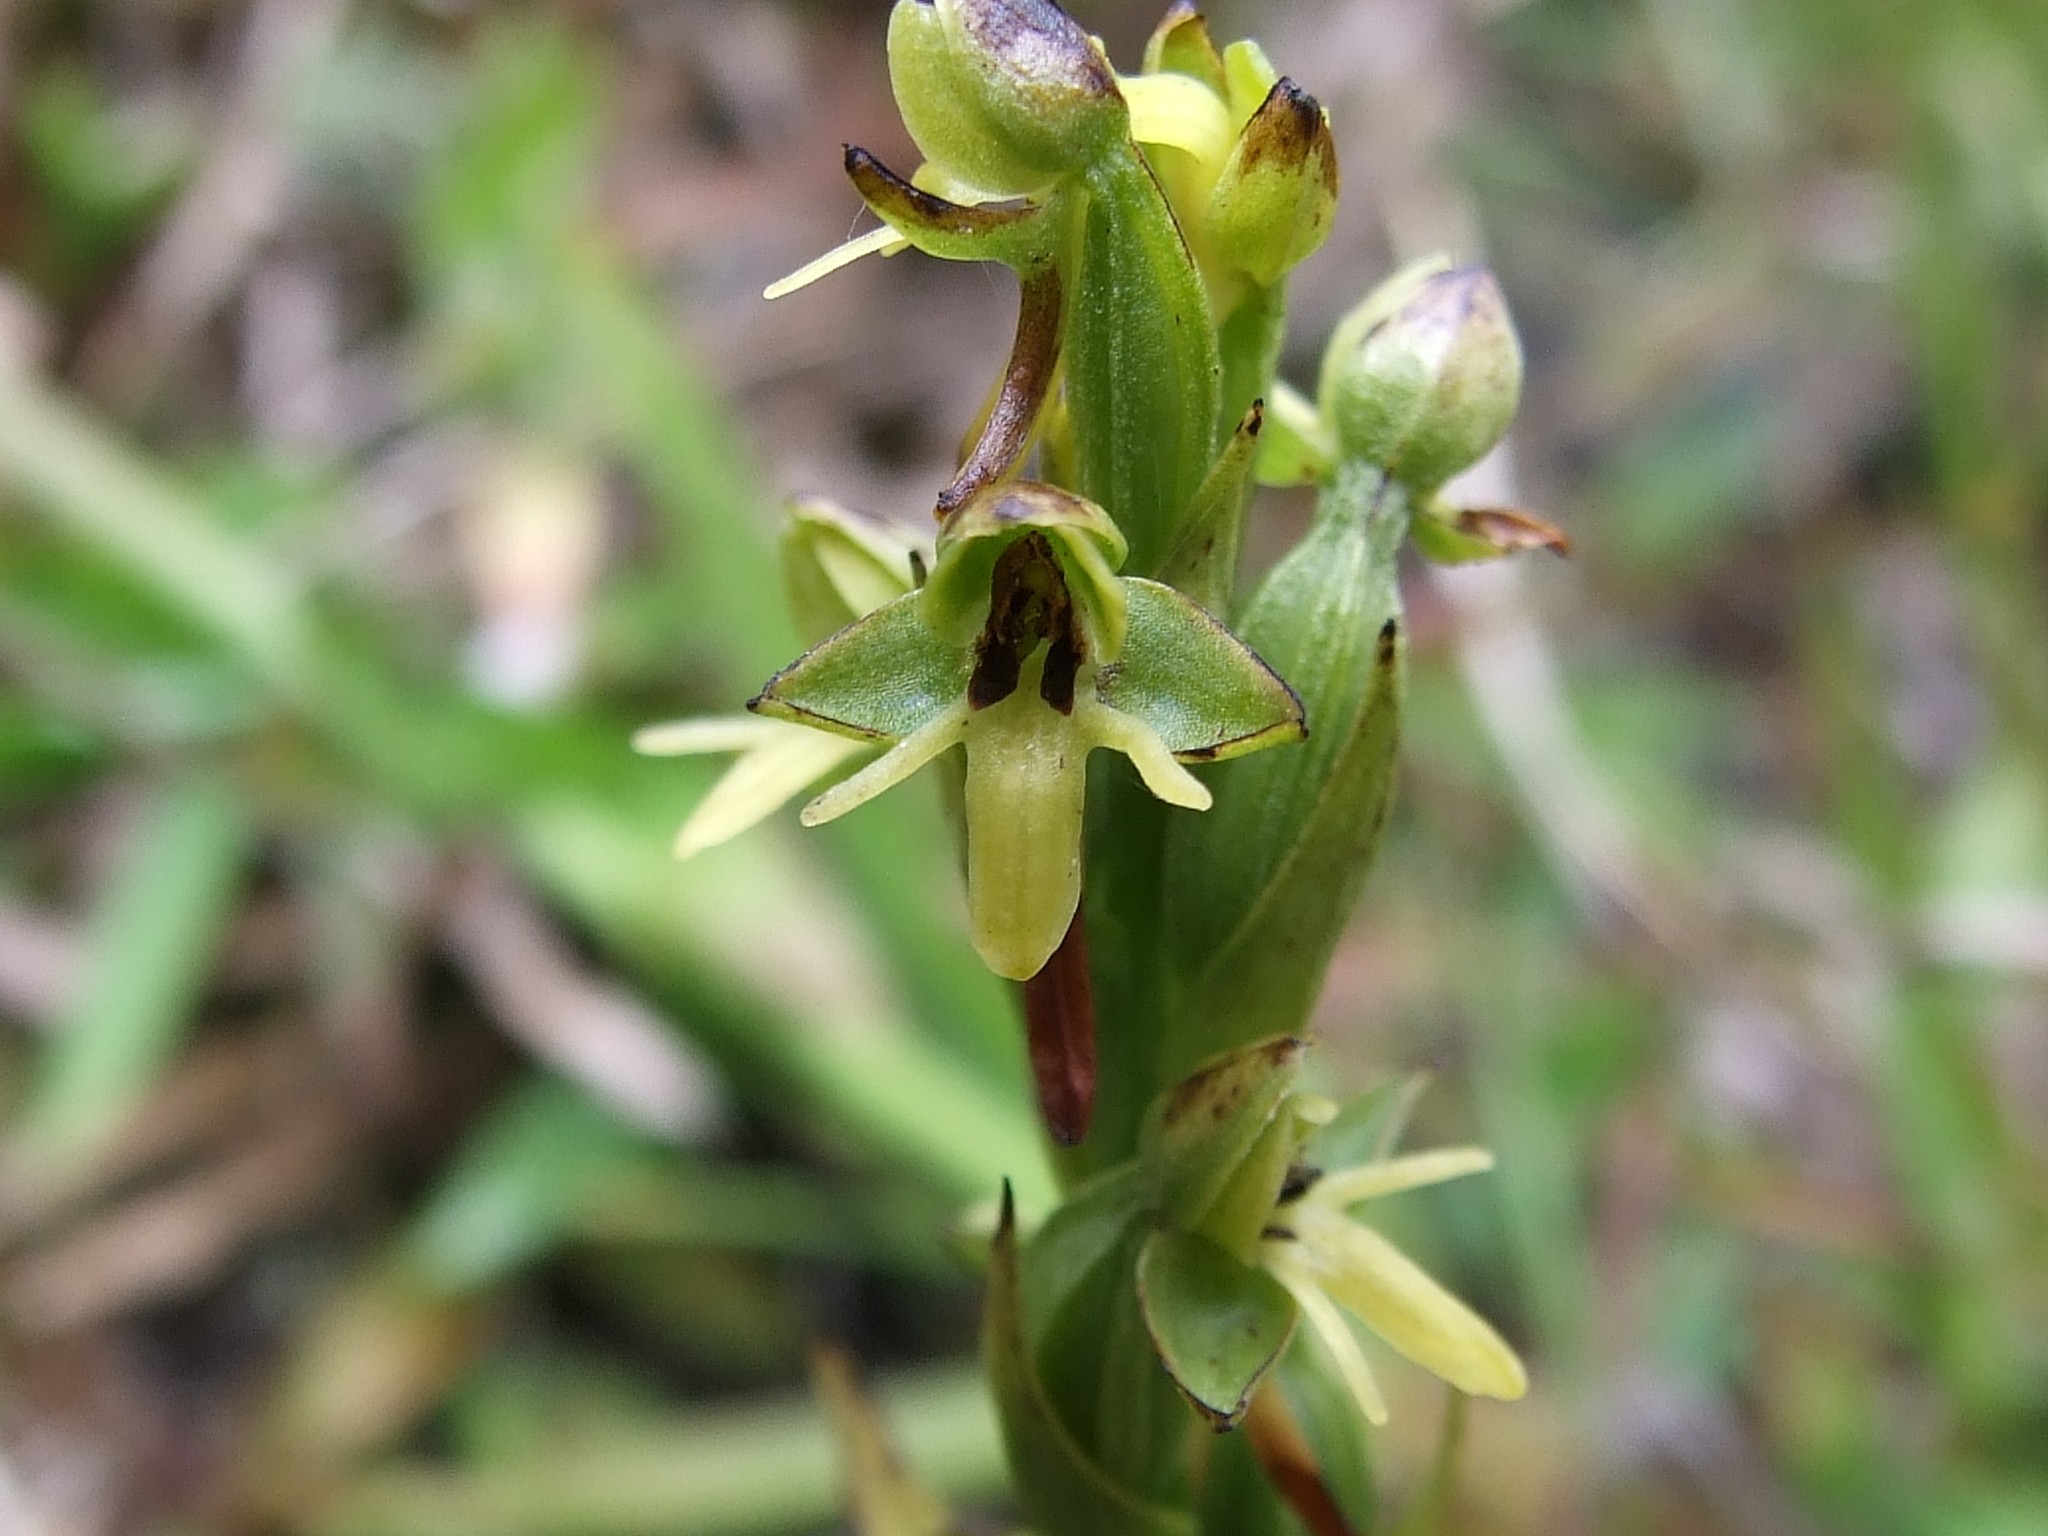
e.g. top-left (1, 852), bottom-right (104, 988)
top-left (1137, 1229), bottom-right (1298, 1426)
top-left (1101, 579), bottom-right (1303, 760)
top-left (986, 1190), bottom-right (1193, 1536)
top-left (751, 593), bottom-right (971, 742)
top-left (1141, 1035), bottom-right (1306, 1229)
top-left (23, 771), bottom-right (250, 1153)
top-left (401, 1076), bottom-right (648, 1293)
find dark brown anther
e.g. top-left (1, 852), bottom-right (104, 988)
top-left (1038, 630), bottom-right (1080, 714)
top-left (1022, 908), bottom-right (1097, 1146)
top-left (1278, 1163), bottom-right (1322, 1203)
top-left (936, 263), bottom-right (1064, 518)
top-left (967, 532), bottom-right (1081, 709)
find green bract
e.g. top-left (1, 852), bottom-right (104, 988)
top-left (749, 482), bottom-right (1302, 981)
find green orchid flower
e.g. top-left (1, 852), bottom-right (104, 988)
top-left (1260, 1142), bottom-right (1529, 1425)
top-left (751, 481), bottom-right (1303, 980)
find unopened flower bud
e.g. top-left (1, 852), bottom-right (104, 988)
top-left (888, 0), bottom-right (1126, 197)
top-left (1205, 79), bottom-right (1337, 287)
top-left (1318, 265), bottom-right (1523, 490)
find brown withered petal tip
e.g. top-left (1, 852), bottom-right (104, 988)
top-left (1456, 505), bottom-right (1572, 556)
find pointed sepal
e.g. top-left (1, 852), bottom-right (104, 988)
top-left (1137, 1228), bottom-right (1298, 1427)
top-left (1098, 578), bottom-right (1304, 762)
top-left (750, 591), bottom-right (972, 741)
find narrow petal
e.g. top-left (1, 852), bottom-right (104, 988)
top-left (763, 226), bottom-right (906, 301)
top-left (1083, 700), bottom-right (1212, 810)
top-left (633, 716), bottom-right (783, 756)
top-left (1294, 1205), bottom-right (1527, 1402)
top-left (1306, 1148), bottom-right (1496, 1211)
top-left (799, 703), bottom-right (967, 827)
top-left (1263, 1244), bottom-right (1388, 1426)
top-left (675, 729), bottom-right (870, 860)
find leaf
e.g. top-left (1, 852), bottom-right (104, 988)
top-left (986, 1188), bottom-right (1193, 1536)
top-left (751, 592), bottom-right (971, 742)
top-left (1101, 579), bottom-right (1304, 761)
top-left (1140, 1035), bottom-right (1306, 1229)
top-left (401, 1076), bottom-right (649, 1293)
top-left (23, 771), bottom-right (249, 1153)
top-left (1138, 1229), bottom-right (1298, 1426)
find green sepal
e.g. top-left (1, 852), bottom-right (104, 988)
top-left (1157, 403), bottom-right (1264, 613)
top-left (924, 481), bottom-right (1128, 654)
top-left (985, 1187), bottom-right (1193, 1536)
top-left (1254, 380), bottom-right (1335, 488)
top-left (780, 495), bottom-right (920, 643)
top-left (845, 145), bottom-right (1059, 268)
top-left (1142, 3), bottom-right (1227, 95)
top-left (1137, 1228), bottom-right (1298, 1427)
top-left (1160, 464), bottom-right (1408, 1068)
top-left (1066, 143), bottom-right (1221, 576)
top-left (1100, 578), bottom-right (1303, 761)
top-left (1205, 79), bottom-right (1337, 289)
top-left (1140, 1035), bottom-right (1306, 1230)
top-left (750, 591), bottom-right (970, 741)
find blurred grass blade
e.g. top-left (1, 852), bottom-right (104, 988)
top-left (314, 1361), bottom-right (1007, 1536)
top-left (22, 771), bottom-right (250, 1152)
top-left (0, 366), bottom-right (312, 693)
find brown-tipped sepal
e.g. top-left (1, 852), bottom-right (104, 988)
top-left (1205, 79), bottom-right (1338, 288)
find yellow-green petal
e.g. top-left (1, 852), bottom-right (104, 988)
top-left (1305, 1147), bottom-right (1496, 1211)
top-left (1263, 1243), bottom-right (1388, 1426)
top-left (674, 728), bottom-right (870, 860)
top-left (800, 704), bottom-right (968, 828)
top-left (1294, 1204), bottom-right (1527, 1402)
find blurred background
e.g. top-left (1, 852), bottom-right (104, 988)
top-left (0, 0), bottom-right (2044, 1532)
